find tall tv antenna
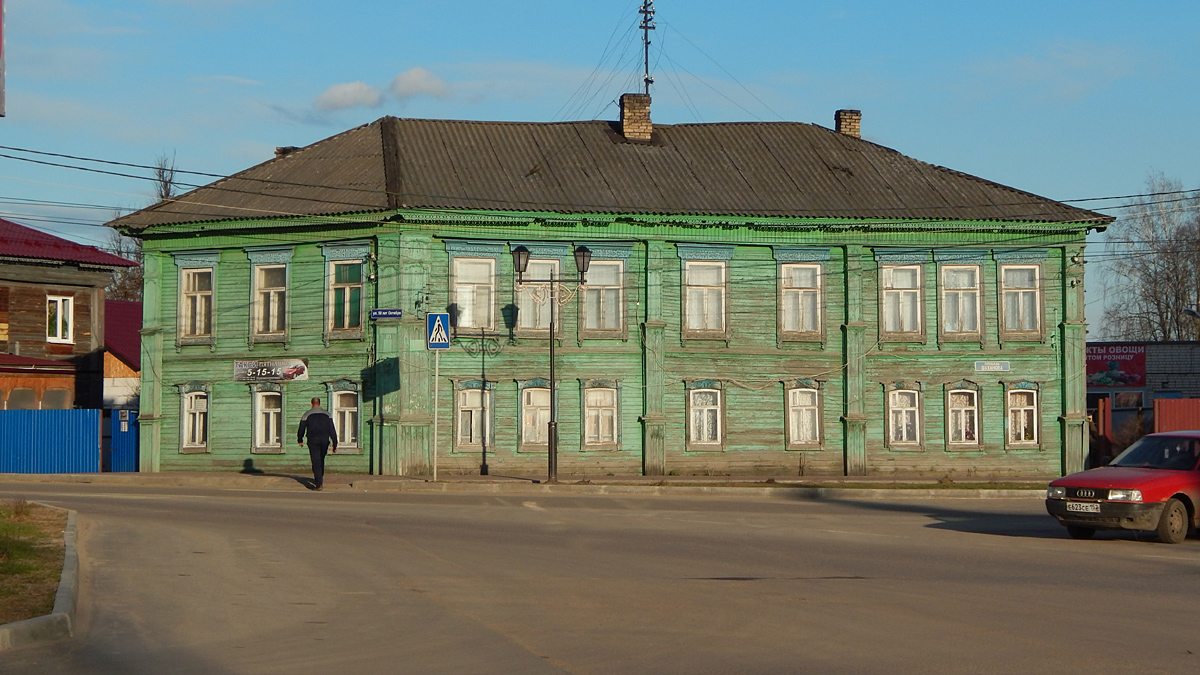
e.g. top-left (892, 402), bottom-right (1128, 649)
top-left (639, 0), bottom-right (656, 95)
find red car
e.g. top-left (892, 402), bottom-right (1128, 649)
top-left (1046, 431), bottom-right (1200, 543)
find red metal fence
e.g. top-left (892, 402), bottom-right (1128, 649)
top-left (1153, 398), bottom-right (1200, 433)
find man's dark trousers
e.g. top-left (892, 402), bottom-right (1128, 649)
top-left (308, 441), bottom-right (330, 488)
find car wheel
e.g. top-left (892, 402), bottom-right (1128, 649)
top-left (1066, 525), bottom-right (1096, 540)
top-left (1155, 498), bottom-right (1188, 544)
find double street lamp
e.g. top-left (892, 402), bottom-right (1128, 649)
top-left (512, 245), bottom-right (591, 483)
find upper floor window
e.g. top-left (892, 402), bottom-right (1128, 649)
top-left (332, 390), bottom-right (360, 448)
top-left (941, 265), bottom-right (980, 337)
top-left (684, 261), bottom-right (726, 334)
top-left (688, 388), bottom-right (723, 447)
top-left (329, 262), bottom-right (363, 331)
top-left (880, 265), bottom-right (922, 336)
top-left (454, 258), bottom-right (495, 330)
top-left (888, 389), bottom-right (921, 446)
top-left (947, 389), bottom-right (979, 445)
top-left (254, 265), bottom-right (288, 335)
top-left (516, 259), bottom-right (558, 332)
top-left (1001, 265), bottom-right (1041, 335)
top-left (780, 264), bottom-right (821, 336)
top-left (254, 391), bottom-right (283, 449)
top-left (183, 392), bottom-right (209, 449)
top-left (582, 261), bottom-right (623, 333)
top-left (520, 387), bottom-right (551, 447)
top-left (584, 387), bottom-right (618, 447)
top-left (1008, 389), bottom-right (1039, 445)
top-left (788, 388), bottom-right (820, 446)
top-left (181, 269), bottom-right (213, 338)
top-left (46, 295), bottom-right (73, 343)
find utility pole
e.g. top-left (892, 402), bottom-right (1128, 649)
top-left (639, 0), bottom-right (656, 96)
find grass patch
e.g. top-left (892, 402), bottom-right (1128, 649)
top-left (0, 500), bottom-right (67, 625)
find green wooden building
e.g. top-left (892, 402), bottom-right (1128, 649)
top-left (114, 97), bottom-right (1112, 478)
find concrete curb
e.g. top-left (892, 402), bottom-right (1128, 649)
top-left (0, 509), bottom-right (78, 652)
top-left (348, 479), bottom-right (1048, 500)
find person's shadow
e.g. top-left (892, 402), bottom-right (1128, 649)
top-left (240, 459), bottom-right (318, 489)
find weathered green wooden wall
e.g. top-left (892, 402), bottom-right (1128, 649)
top-left (138, 212), bottom-right (1089, 478)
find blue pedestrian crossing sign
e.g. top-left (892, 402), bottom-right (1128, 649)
top-left (426, 313), bottom-right (451, 350)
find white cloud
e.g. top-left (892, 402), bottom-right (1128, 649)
top-left (313, 82), bottom-right (384, 111)
top-left (390, 68), bottom-right (451, 102)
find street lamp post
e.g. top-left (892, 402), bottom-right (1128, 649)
top-left (512, 245), bottom-right (591, 483)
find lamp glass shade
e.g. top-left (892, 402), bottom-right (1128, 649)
top-left (573, 246), bottom-right (592, 275)
top-left (511, 246), bottom-right (530, 275)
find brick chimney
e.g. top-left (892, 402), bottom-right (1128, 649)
top-left (620, 93), bottom-right (653, 142)
top-left (835, 109), bottom-right (861, 138)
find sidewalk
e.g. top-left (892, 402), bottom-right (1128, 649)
top-left (0, 471), bottom-right (1052, 499)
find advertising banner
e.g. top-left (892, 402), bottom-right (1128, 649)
top-left (233, 358), bottom-right (309, 382)
top-left (1086, 344), bottom-right (1145, 388)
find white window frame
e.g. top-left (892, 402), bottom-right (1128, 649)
top-left (688, 387), bottom-right (723, 448)
top-left (583, 387), bottom-right (619, 448)
top-left (46, 295), bottom-right (74, 344)
top-left (253, 264), bottom-right (289, 337)
top-left (1000, 264), bottom-right (1042, 337)
top-left (780, 263), bottom-right (822, 338)
top-left (787, 388), bottom-right (821, 447)
top-left (581, 260), bottom-right (625, 335)
top-left (888, 389), bottom-right (922, 447)
top-left (940, 265), bottom-right (981, 338)
top-left (683, 261), bottom-right (727, 336)
top-left (328, 261), bottom-right (364, 333)
top-left (947, 389), bottom-right (980, 447)
top-left (331, 390), bottom-right (360, 450)
top-left (456, 388), bottom-right (491, 448)
top-left (520, 386), bottom-right (551, 448)
top-left (183, 391), bottom-right (209, 450)
top-left (180, 268), bottom-right (214, 340)
top-left (880, 265), bottom-right (923, 338)
top-left (453, 257), bottom-right (496, 331)
top-left (515, 259), bottom-right (560, 334)
top-left (1008, 389), bottom-right (1039, 445)
top-left (254, 390), bottom-right (284, 451)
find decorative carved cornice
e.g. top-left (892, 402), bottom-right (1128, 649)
top-left (773, 247), bottom-right (831, 263)
top-left (676, 243), bottom-right (734, 261)
top-left (172, 250), bottom-right (220, 268)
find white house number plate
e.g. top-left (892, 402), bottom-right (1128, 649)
top-left (1066, 502), bottom-right (1101, 513)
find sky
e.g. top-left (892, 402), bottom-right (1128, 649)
top-left (3, 0), bottom-right (1199, 322)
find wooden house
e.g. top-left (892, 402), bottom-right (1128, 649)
top-left (113, 97), bottom-right (1112, 477)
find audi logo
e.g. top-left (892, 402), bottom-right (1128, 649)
top-left (1076, 489), bottom-right (1096, 499)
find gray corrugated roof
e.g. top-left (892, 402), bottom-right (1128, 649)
top-left (113, 116), bottom-right (1111, 229)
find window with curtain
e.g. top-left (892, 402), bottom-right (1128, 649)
top-left (254, 265), bottom-right (288, 335)
top-left (788, 388), bottom-right (820, 445)
top-left (781, 264), bottom-right (821, 335)
top-left (941, 266), bottom-right (980, 335)
top-left (881, 266), bottom-right (921, 334)
top-left (516, 259), bottom-right (558, 331)
top-left (181, 269), bottom-right (213, 338)
top-left (454, 258), bottom-right (495, 329)
top-left (583, 261), bottom-right (623, 332)
top-left (684, 261), bottom-right (725, 333)
top-left (584, 387), bottom-right (618, 446)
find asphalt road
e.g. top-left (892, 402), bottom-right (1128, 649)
top-left (0, 484), bottom-right (1196, 675)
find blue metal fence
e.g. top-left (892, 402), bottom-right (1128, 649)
top-left (0, 409), bottom-right (102, 473)
top-left (110, 410), bottom-right (139, 473)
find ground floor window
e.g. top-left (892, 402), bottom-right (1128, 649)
top-left (888, 389), bottom-right (921, 446)
top-left (688, 388), bottom-right (722, 447)
top-left (457, 388), bottom-right (491, 447)
top-left (183, 392), bottom-right (209, 449)
top-left (788, 388), bottom-right (820, 445)
top-left (947, 389), bottom-right (978, 445)
top-left (255, 391), bottom-right (284, 450)
top-left (332, 390), bottom-right (359, 448)
top-left (521, 387), bottom-right (550, 447)
top-left (1008, 390), bottom-right (1038, 444)
top-left (584, 387), bottom-right (618, 447)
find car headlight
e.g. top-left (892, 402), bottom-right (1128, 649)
top-left (1107, 489), bottom-right (1142, 502)
top-left (1047, 486), bottom-right (1066, 499)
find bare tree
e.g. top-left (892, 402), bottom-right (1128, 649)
top-left (153, 152), bottom-right (179, 202)
top-left (102, 152), bottom-right (180, 301)
top-left (1100, 173), bottom-right (1200, 340)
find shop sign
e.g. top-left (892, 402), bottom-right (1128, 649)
top-left (234, 358), bottom-right (309, 382)
top-left (1086, 344), bottom-right (1145, 387)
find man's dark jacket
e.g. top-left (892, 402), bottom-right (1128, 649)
top-left (298, 407), bottom-right (338, 447)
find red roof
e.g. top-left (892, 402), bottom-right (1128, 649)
top-left (0, 217), bottom-right (137, 268)
top-left (105, 299), bottom-right (142, 370)
top-left (0, 354), bottom-right (76, 373)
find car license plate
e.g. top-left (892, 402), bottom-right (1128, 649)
top-left (1066, 502), bottom-right (1101, 513)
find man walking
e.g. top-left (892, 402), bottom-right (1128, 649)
top-left (298, 397), bottom-right (337, 490)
